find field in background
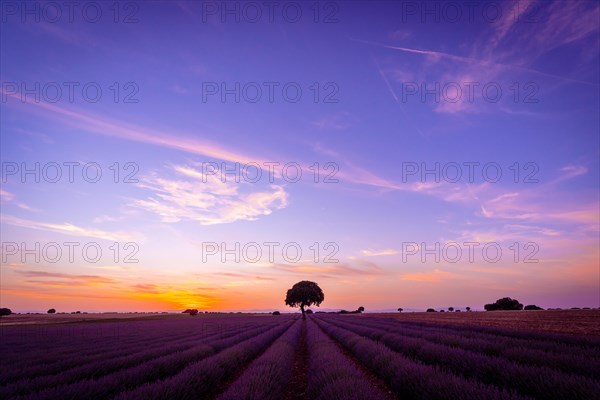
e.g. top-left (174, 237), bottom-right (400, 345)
top-left (363, 309), bottom-right (600, 337)
top-left (2, 310), bottom-right (599, 336)
top-left (0, 313), bottom-right (183, 326)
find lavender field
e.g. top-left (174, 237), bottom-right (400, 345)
top-left (1, 314), bottom-right (599, 400)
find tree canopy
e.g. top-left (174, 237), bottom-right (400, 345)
top-left (285, 281), bottom-right (324, 319)
top-left (484, 297), bottom-right (523, 311)
top-left (524, 304), bottom-right (543, 310)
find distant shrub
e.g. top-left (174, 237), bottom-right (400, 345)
top-left (466, 307), bottom-right (471, 311)
top-left (455, 309), bottom-right (461, 312)
top-left (397, 308), bottom-right (403, 312)
top-left (439, 310), bottom-right (445, 312)
top-left (448, 307), bottom-right (454, 312)
top-left (0, 308), bottom-right (12, 316)
top-left (189, 309), bottom-right (199, 316)
top-left (306, 309), bottom-right (313, 314)
top-left (426, 308), bottom-right (436, 312)
top-left (272, 311), bottom-right (281, 315)
top-left (484, 297), bottom-right (523, 311)
top-left (571, 307), bottom-right (581, 310)
top-left (47, 308), bottom-right (56, 314)
top-left (524, 305), bottom-right (543, 310)
top-left (357, 306), bottom-right (365, 313)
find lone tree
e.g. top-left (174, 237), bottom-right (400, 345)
top-left (448, 307), bottom-right (454, 312)
top-left (484, 297), bottom-right (523, 311)
top-left (0, 308), bottom-right (12, 317)
top-left (397, 308), bottom-right (403, 312)
top-left (426, 308), bottom-right (436, 312)
top-left (47, 308), bottom-right (56, 314)
top-left (357, 306), bottom-right (365, 313)
top-left (285, 281), bottom-right (324, 319)
top-left (466, 307), bottom-right (471, 312)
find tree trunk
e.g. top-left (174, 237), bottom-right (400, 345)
top-left (300, 304), bottom-right (306, 320)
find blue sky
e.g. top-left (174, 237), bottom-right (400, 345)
top-left (1, 0), bottom-right (598, 312)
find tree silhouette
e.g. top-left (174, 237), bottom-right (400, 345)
top-left (524, 304), bottom-right (543, 310)
top-left (448, 307), bottom-right (454, 312)
top-left (484, 297), bottom-right (523, 311)
top-left (285, 281), bottom-right (324, 319)
top-left (466, 307), bottom-right (471, 312)
top-left (397, 308), bottom-right (403, 312)
top-left (357, 306), bottom-right (365, 313)
top-left (47, 308), bottom-right (56, 314)
top-left (0, 308), bottom-right (12, 317)
top-left (426, 308), bottom-right (436, 312)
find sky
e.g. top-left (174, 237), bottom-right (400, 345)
top-left (1, 0), bottom-right (599, 313)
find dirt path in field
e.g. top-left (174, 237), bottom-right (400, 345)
top-left (284, 320), bottom-right (309, 400)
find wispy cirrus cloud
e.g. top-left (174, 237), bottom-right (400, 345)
top-left (1, 90), bottom-right (268, 165)
top-left (362, 1), bottom-right (599, 115)
top-left (2, 89), bottom-right (408, 192)
top-left (273, 259), bottom-right (386, 279)
top-left (401, 269), bottom-right (462, 283)
top-left (1, 214), bottom-right (139, 242)
top-left (0, 190), bottom-right (35, 211)
top-left (132, 164), bottom-right (288, 225)
top-left (312, 112), bottom-right (356, 131)
top-left (361, 249), bottom-right (399, 257)
top-left (16, 270), bottom-right (117, 286)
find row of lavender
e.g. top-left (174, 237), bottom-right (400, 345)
top-left (304, 318), bottom-right (392, 400)
top-left (0, 316), bottom-right (295, 399)
top-left (316, 315), bottom-right (600, 400)
top-left (113, 319), bottom-right (297, 399)
top-left (313, 316), bottom-right (526, 400)
top-left (330, 316), bottom-right (600, 378)
top-left (213, 316), bottom-right (393, 400)
top-left (1, 319), bottom-right (238, 384)
top-left (0, 316), bottom-right (256, 375)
